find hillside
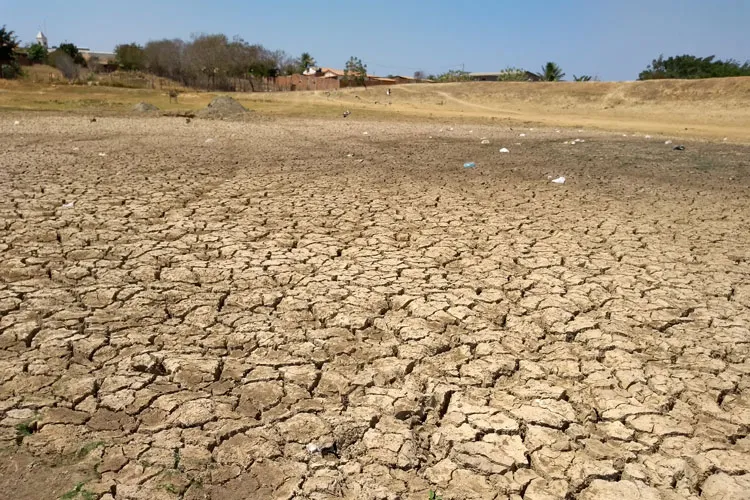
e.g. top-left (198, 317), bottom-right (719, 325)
top-left (2, 76), bottom-right (750, 141)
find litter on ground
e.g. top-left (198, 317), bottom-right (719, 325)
top-left (98, 152), bottom-right (107, 157)
top-left (481, 139), bottom-right (490, 145)
top-left (463, 162), bottom-right (477, 169)
top-left (499, 148), bottom-right (510, 153)
top-left (519, 133), bottom-right (527, 137)
top-left (665, 140), bottom-right (673, 145)
top-left (551, 176), bottom-right (566, 184)
top-left (205, 138), bottom-right (215, 143)
top-left (61, 202), bottom-right (75, 209)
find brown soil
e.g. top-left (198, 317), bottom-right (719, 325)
top-left (1, 115), bottom-right (749, 500)
top-left (196, 96), bottom-right (249, 119)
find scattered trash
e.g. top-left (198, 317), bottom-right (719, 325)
top-left (623, 134), bottom-right (628, 137)
top-left (346, 153), bottom-right (354, 157)
top-left (469, 130), bottom-right (474, 134)
top-left (61, 202), bottom-right (75, 209)
top-left (499, 148), bottom-right (510, 153)
top-left (519, 133), bottom-right (526, 137)
top-left (449, 127), bottom-right (454, 131)
top-left (98, 152), bottom-right (107, 157)
top-left (429, 136), bottom-right (433, 139)
top-left (205, 138), bottom-right (215, 144)
top-left (13, 120), bottom-right (20, 126)
top-left (555, 129), bottom-right (561, 133)
top-left (644, 135), bottom-right (652, 139)
top-left (723, 137), bottom-right (728, 141)
top-left (362, 131), bottom-right (369, 136)
top-left (673, 145), bottom-right (685, 151)
top-left (481, 139), bottom-right (490, 145)
top-left (665, 140), bottom-right (673, 145)
top-left (343, 110), bottom-right (351, 118)
top-left (463, 162), bottom-right (477, 169)
top-left (529, 128), bottom-right (535, 131)
top-left (306, 443), bottom-right (320, 454)
top-left (73, 147), bottom-right (79, 151)
top-left (551, 176), bottom-right (566, 184)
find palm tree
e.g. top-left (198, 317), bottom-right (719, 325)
top-left (538, 62), bottom-right (565, 81)
top-left (299, 52), bottom-right (316, 73)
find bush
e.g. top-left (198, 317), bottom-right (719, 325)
top-left (27, 43), bottom-right (48, 64)
top-left (497, 67), bottom-right (529, 81)
top-left (50, 51), bottom-right (80, 80)
top-left (639, 54), bottom-right (750, 80)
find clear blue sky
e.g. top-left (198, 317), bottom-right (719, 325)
top-left (4, 0), bottom-right (749, 81)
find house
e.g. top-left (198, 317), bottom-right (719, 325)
top-left (303, 67), bottom-right (346, 79)
top-left (469, 71), bottom-right (541, 82)
top-left (80, 50), bottom-right (118, 72)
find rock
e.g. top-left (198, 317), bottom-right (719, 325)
top-left (133, 102), bottom-right (159, 112)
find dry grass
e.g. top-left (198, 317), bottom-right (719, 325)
top-left (2, 77), bottom-right (750, 140)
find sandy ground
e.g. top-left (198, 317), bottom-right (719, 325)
top-left (1, 115), bottom-right (750, 500)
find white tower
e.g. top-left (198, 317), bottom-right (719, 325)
top-left (36, 31), bottom-right (48, 49)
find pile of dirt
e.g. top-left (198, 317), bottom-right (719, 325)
top-left (196, 96), bottom-right (249, 118)
top-left (133, 102), bottom-right (159, 112)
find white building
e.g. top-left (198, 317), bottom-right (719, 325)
top-left (36, 31), bottom-right (48, 49)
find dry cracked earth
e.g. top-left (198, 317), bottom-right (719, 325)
top-left (1, 115), bottom-right (750, 500)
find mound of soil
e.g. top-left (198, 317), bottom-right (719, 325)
top-left (196, 96), bottom-right (249, 118)
top-left (133, 102), bottom-right (159, 112)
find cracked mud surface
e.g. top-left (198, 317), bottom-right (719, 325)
top-left (1, 116), bottom-right (750, 500)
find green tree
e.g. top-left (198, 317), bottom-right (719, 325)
top-left (538, 62), bottom-right (565, 81)
top-left (344, 56), bottom-right (367, 87)
top-left (436, 69), bottom-right (470, 82)
top-left (0, 25), bottom-right (21, 78)
top-left (638, 54), bottom-right (750, 80)
top-left (58, 42), bottom-right (86, 66)
top-left (115, 43), bottom-right (145, 71)
top-left (299, 52), bottom-right (315, 72)
top-left (497, 67), bottom-right (530, 81)
top-left (27, 43), bottom-right (48, 64)
top-left (573, 74), bottom-right (593, 81)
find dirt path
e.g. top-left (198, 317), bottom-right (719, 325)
top-left (1, 116), bottom-right (749, 500)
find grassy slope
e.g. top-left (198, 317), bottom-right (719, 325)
top-left (2, 76), bottom-right (749, 141)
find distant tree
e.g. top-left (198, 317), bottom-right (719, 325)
top-left (0, 25), bottom-right (21, 78)
top-left (27, 42), bottom-right (48, 64)
top-left (115, 43), bottom-right (145, 71)
top-left (573, 74), bottom-right (593, 81)
top-left (638, 54), bottom-right (750, 80)
top-left (497, 67), bottom-right (530, 81)
top-left (538, 62), bottom-right (565, 81)
top-left (413, 70), bottom-right (426, 80)
top-left (344, 56), bottom-right (367, 87)
top-left (427, 74), bottom-right (436, 81)
top-left (144, 39), bottom-right (184, 81)
top-left (58, 42), bottom-right (86, 66)
top-left (299, 52), bottom-right (315, 72)
top-left (436, 69), bottom-right (470, 82)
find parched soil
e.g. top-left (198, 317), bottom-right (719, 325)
top-left (1, 115), bottom-right (750, 500)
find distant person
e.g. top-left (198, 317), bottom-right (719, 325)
top-left (386, 88), bottom-right (391, 96)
